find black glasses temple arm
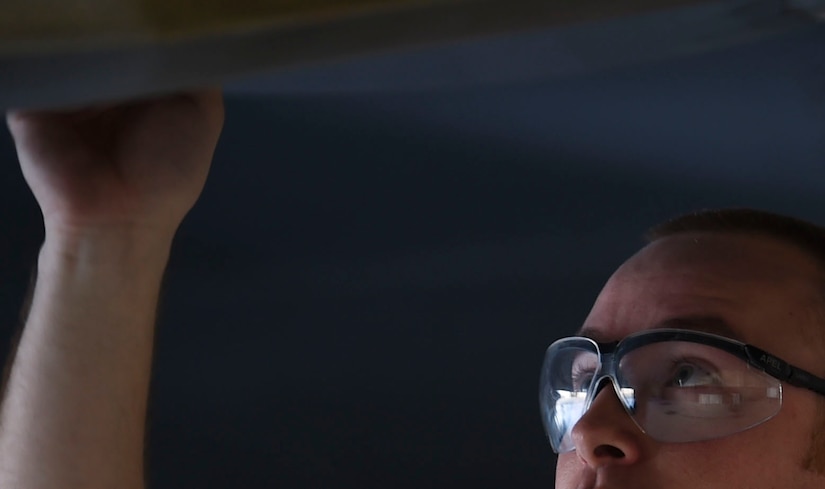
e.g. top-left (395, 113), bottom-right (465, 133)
top-left (745, 345), bottom-right (825, 397)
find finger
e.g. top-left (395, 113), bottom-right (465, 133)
top-left (182, 87), bottom-right (225, 126)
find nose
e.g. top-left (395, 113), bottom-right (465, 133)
top-left (570, 381), bottom-right (646, 468)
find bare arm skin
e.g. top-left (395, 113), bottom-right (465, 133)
top-left (0, 91), bottom-right (224, 489)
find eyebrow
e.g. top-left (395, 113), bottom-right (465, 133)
top-left (578, 316), bottom-right (744, 343)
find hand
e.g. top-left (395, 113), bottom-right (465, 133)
top-left (6, 90), bottom-right (224, 240)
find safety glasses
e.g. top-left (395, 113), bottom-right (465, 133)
top-left (539, 328), bottom-right (825, 454)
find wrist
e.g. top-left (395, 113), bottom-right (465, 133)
top-left (39, 222), bottom-right (176, 274)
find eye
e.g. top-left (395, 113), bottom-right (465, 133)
top-left (569, 351), bottom-right (599, 392)
top-left (668, 362), bottom-right (720, 387)
top-left (571, 368), bottom-right (595, 392)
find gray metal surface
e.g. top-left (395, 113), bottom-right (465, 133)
top-left (1, 0), bottom-right (823, 110)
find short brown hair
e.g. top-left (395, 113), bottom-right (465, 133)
top-left (646, 208), bottom-right (825, 270)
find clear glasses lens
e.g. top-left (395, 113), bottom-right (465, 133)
top-left (540, 337), bottom-right (783, 453)
top-left (540, 338), bottom-right (600, 453)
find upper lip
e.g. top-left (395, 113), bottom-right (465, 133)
top-left (575, 469), bottom-right (597, 489)
top-left (575, 468), bottom-right (646, 489)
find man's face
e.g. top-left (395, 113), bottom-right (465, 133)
top-left (556, 232), bottom-right (825, 489)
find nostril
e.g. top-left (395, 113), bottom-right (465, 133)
top-left (593, 445), bottom-right (625, 459)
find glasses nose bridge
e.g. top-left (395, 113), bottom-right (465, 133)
top-left (586, 352), bottom-right (624, 405)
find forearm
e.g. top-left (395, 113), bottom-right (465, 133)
top-left (0, 228), bottom-right (173, 489)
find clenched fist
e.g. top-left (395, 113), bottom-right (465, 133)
top-left (7, 89), bottom-right (224, 240)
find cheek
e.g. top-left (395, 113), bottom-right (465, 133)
top-left (647, 443), bottom-right (768, 489)
top-left (802, 399), bottom-right (825, 474)
top-left (554, 453), bottom-right (583, 489)
top-left (654, 420), bottom-right (809, 487)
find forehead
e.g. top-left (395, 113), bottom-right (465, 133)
top-left (581, 232), bottom-right (823, 350)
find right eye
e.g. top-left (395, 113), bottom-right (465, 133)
top-left (666, 359), bottom-right (721, 388)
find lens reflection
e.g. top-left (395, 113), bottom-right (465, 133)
top-left (540, 338), bottom-right (599, 453)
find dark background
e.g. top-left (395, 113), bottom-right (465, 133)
top-left (1, 24), bottom-right (824, 488)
